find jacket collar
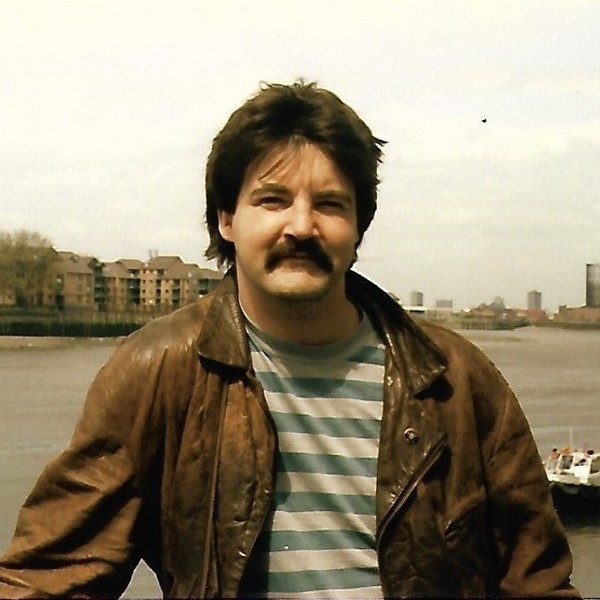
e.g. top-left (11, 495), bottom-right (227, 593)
top-left (196, 269), bottom-right (447, 394)
top-left (347, 270), bottom-right (447, 395)
top-left (195, 270), bottom-right (249, 369)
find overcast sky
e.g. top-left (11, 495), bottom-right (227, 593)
top-left (1, 1), bottom-right (599, 311)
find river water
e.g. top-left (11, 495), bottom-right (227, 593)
top-left (0, 327), bottom-right (598, 597)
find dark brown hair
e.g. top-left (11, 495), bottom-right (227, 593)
top-left (204, 81), bottom-right (385, 266)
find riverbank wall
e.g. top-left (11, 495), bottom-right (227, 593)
top-left (0, 312), bottom-right (155, 338)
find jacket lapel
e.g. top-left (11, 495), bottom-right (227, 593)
top-left (346, 271), bottom-right (449, 526)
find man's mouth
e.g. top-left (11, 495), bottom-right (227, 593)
top-left (281, 253), bottom-right (313, 261)
top-left (275, 254), bottom-right (322, 268)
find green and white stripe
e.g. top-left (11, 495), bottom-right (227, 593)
top-left (241, 315), bottom-right (385, 599)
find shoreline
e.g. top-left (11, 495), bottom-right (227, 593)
top-left (0, 335), bottom-right (123, 349)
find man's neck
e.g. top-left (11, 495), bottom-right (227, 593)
top-left (239, 291), bottom-right (360, 345)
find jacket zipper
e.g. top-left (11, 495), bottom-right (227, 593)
top-left (197, 383), bottom-right (229, 597)
top-left (376, 434), bottom-right (447, 597)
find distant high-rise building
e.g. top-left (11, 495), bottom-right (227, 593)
top-left (586, 263), bottom-right (600, 307)
top-left (435, 299), bottom-right (453, 309)
top-left (527, 290), bottom-right (542, 310)
top-left (410, 291), bottom-right (424, 307)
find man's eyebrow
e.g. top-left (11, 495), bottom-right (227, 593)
top-left (250, 183), bottom-right (289, 197)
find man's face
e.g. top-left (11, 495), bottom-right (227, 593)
top-left (218, 140), bottom-right (359, 309)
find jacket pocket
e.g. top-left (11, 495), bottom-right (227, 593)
top-left (444, 498), bottom-right (498, 597)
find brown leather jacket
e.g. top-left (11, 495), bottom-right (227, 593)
top-left (0, 271), bottom-right (578, 598)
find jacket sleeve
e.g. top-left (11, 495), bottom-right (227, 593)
top-left (470, 346), bottom-right (579, 597)
top-left (0, 336), bottom-right (165, 599)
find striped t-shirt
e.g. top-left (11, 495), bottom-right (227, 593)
top-left (239, 314), bottom-right (385, 599)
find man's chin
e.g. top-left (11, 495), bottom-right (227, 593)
top-left (271, 288), bottom-right (327, 304)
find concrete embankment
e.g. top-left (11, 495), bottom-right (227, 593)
top-left (0, 335), bottom-right (122, 349)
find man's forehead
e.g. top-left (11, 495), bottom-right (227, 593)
top-left (255, 139), bottom-right (315, 181)
top-left (234, 138), bottom-right (355, 205)
top-left (247, 141), bottom-right (346, 185)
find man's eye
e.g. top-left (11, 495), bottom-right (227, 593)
top-left (318, 199), bottom-right (346, 211)
top-left (260, 196), bottom-right (285, 207)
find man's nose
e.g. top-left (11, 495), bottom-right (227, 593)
top-left (283, 199), bottom-right (316, 239)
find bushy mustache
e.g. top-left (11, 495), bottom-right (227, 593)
top-left (265, 238), bottom-right (333, 273)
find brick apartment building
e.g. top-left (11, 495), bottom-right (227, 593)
top-left (0, 251), bottom-right (222, 312)
top-left (138, 255), bottom-right (222, 311)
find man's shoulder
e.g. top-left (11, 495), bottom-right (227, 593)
top-left (117, 294), bottom-right (217, 358)
top-left (416, 320), bottom-right (510, 396)
top-left (417, 320), bottom-right (472, 350)
top-left (415, 320), bottom-right (492, 369)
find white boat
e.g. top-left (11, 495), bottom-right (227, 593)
top-left (545, 448), bottom-right (600, 509)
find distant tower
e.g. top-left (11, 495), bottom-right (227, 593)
top-left (410, 291), bottom-right (424, 307)
top-left (586, 263), bottom-right (600, 307)
top-left (435, 299), bottom-right (453, 309)
top-left (527, 290), bottom-right (542, 310)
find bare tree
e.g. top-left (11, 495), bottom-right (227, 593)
top-left (0, 230), bottom-right (56, 308)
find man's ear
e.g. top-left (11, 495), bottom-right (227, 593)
top-left (217, 210), bottom-right (234, 242)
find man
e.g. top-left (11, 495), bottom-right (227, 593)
top-left (0, 81), bottom-right (578, 598)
